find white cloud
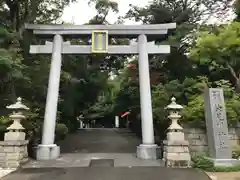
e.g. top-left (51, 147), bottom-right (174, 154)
top-left (61, 0), bottom-right (151, 25)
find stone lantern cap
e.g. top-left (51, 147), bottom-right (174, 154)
top-left (165, 97), bottom-right (183, 110)
top-left (6, 97), bottom-right (29, 110)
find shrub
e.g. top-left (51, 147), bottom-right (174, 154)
top-left (191, 155), bottom-right (240, 172)
top-left (191, 155), bottom-right (215, 171)
top-left (0, 116), bottom-right (11, 140)
top-left (55, 123), bottom-right (68, 142)
top-left (226, 95), bottom-right (240, 126)
top-left (214, 166), bottom-right (240, 172)
top-left (182, 94), bottom-right (240, 127)
top-left (182, 96), bottom-right (205, 127)
top-left (232, 146), bottom-right (240, 159)
top-left (179, 79), bottom-right (240, 127)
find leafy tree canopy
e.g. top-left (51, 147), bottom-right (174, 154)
top-left (190, 22), bottom-right (240, 92)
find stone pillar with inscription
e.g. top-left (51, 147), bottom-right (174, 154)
top-left (204, 88), bottom-right (240, 166)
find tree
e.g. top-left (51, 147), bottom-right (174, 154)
top-left (122, 0), bottom-right (233, 82)
top-left (88, 0), bottom-right (119, 24)
top-left (131, 0), bottom-right (230, 22)
top-left (190, 22), bottom-right (240, 92)
top-left (234, 0), bottom-right (240, 21)
top-left (0, 0), bottom-right (76, 32)
top-left (0, 0), bottom-right (112, 144)
top-left (125, 0), bottom-right (232, 41)
top-left (182, 79), bottom-right (240, 127)
top-left (0, 26), bottom-right (26, 109)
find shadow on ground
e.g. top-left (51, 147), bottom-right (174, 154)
top-left (58, 128), bottom-right (141, 153)
top-left (2, 167), bottom-right (211, 180)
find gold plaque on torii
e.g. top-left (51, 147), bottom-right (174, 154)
top-left (91, 30), bottom-right (108, 53)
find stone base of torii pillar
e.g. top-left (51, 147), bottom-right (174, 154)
top-left (137, 144), bottom-right (161, 160)
top-left (37, 145), bottom-right (60, 160)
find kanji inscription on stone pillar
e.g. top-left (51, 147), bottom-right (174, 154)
top-left (204, 88), bottom-right (231, 159)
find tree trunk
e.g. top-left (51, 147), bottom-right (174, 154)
top-left (226, 62), bottom-right (240, 93)
top-left (236, 78), bottom-right (240, 93)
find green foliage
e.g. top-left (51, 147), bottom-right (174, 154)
top-left (151, 76), bottom-right (209, 127)
top-left (232, 146), bottom-right (240, 159)
top-left (152, 84), bottom-right (169, 123)
top-left (190, 22), bottom-right (240, 65)
top-left (88, 0), bottom-right (119, 24)
top-left (182, 76), bottom-right (209, 101)
top-left (213, 165), bottom-right (240, 172)
top-left (55, 123), bottom-right (68, 142)
top-left (225, 95), bottom-right (240, 126)
top-left (0, 0), bottom-right (126, 145)
top-left (190, 22), bottom-right (240, 91)
top-left (0, 116), bottom-right (11, 140)
top-left (22, 111), bottom-right (42, 137)
top-left (234, 0), bottom-right (240, 21)
top-left (182, 79), bottom-right (240, 127)
top-left (182, 96), bottom-right (205, 126)
top-left (183, 94), bottom-right (240, 127)
top-left (191, 155), bottom-right (240, 172)
top-left (125, 0), bottom-right (230, 24)
top-left (0, 116), bottom-right (11, 124)
top-left (0, 0), bottom-right (77, 31)
top-left (191, 156), bottom-right (215, 171)
top-left (214, 80), bottom-right (235, 98)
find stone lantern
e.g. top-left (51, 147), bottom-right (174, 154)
top-left (0, 97), bottom-right (29, 168)
top-left (77, 114), bottom-right (84, 129)
top-left (163, 97), bottom-right (191, 168)
top-left (4, 97), bottom-right (29, 141)
top-left (165, 97), bottom-right (184, 141)
top-left (166, 97), bottom-right (183, 131)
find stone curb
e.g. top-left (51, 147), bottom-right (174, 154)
top-left (0, 168), bottom-right (16, 179)
top-left (209, 175), bottom-right (217, 180)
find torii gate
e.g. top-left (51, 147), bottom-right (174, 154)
top-left (25, 23), bottom-right (176, 160)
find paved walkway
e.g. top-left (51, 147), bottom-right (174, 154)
top-left (23, 153), bottom-right (163, 168)
top-left (1, 128), bottom-right (211, 180)
top-left (2, 167), bottom-right (211, 180)
top-left (23, 128), bottom-right (161, 168)
top-left (59, 128), bottom-right (141, 153)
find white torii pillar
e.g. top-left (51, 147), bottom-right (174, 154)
top-left (37, 34), bottom-right (63, 160)
top-left (136, 34), bottom-right (159, 159)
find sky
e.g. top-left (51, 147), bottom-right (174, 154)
top-left (62, 0), bottom-right (235, 25)
top-left (62, 0), bottom-right (150, 79)
top-left (61, 0), bottom-right (151, 25)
